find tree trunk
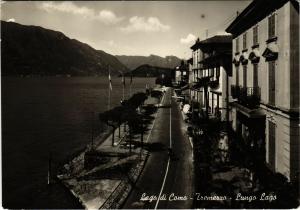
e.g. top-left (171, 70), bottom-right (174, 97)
top-left (129, 127), bottom-right (132, 153)
top-left (141, 122), bottom-right (144, 148)
top-left (112, 128), bottom-right (115, 146)
top-left (119, 124), bottom-right (121, 138)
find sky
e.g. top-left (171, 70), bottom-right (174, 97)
top-left (1, 1), bottom-right (250, 59)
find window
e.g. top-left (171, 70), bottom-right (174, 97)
top-left (268, 61), bottom-right (276, 105)
top-left (253, 64), bottom-right (258, 87)
top-left (216, 67), bottom-right (220, 78)
top-left (195, 51), bottom-right (198, 67)
top-left (268, 121), bottom-right (276, 171)
top-left (197, 50), bottom-right (200, 68)
top-left (243, 65), bottom-right (247, 87)
top-left (243, 33), bottom-right (247, 50)
top-left (236, 38), bottom-right (239, 52)
top-left (268, 13), bottom-right (276, 38)
top-left (253, 25), bottom-right (258, 45)
top-left (236, 66), bottom-right (239, 86)
top-left (193, 52), bottom-right (196, 66)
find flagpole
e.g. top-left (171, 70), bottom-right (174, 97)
top-left (122, 74), bottom-right (125, 101)
top-left (108, 66), bottom-right (111, 110)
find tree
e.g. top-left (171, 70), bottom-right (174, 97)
top-left (99, 106), bottom-right (125, 146)
top-left (99, 92), bottom-right (148, 148)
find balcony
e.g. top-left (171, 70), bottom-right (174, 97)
top-left (191, 76), bottom-right (211, 90)
top-left (231, 85), bottom-right (239, 99)
top-left (209, 79), bottom-right (219, 89)
top-left (196, 76), bottom-right (210, 85)
top-left (231, 85), bottom-right (261, 109)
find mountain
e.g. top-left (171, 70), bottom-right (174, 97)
top-left (125, 64), bottom-right (173, 77)
top-left (1, 21), bottom-right (128, 76)
top-left (115, 54), bottom-right (182, 71)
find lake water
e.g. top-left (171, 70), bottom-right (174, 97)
top-left (1, 76), bottom-right (156, 208)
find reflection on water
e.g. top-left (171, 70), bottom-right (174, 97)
top-left (2, 76), bottom-right (155, 208)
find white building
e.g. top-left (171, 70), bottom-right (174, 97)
top-left (190, 35), bottom-right (232, 120)
top-left (226, 0), bottom-right (299, 181)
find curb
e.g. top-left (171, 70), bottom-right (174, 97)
top-left (100, 150), bottom-right (150, 209)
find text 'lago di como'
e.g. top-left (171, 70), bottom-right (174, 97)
top-left (140, 192), bottom-right (277, 202)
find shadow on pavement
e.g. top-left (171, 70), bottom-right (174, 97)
top-left (124, 140), bottom-right (167, 152)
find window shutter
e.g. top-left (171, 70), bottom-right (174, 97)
top-left (236, 66), bottom-right (239, 86)
top-left (243, 65), bottom-right (247, 87)
top-left (253, 64), bottom-right (258, 87)
top-left (236, 38), bottom-right (239, 52)
top-left (216, 67), bottom-right (220, 78)
top-left (268, 16), bottom-right (271, 38)
top-left (268, 61), bottom-right (275, 105)
top-left (253, 26), bottom-right (258, 45)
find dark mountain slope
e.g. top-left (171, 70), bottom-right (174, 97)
top-left (1, 21), bottom-right (128, 76)
top-left (124, 64), bottom-right (173, 77)
top-left (115, 54), bottom-right (181, 70)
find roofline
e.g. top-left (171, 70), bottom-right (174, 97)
top-left (225, 0), bottom-right (256, 34)
top-left (199, 35), bottom-right (232, 45)
top-left (225, 0), bottom-right (295, 38)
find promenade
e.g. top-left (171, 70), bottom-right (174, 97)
top-left (56, 93), bottom-right (160, 209)
top-left (56, 87), bottom-right (195, 209)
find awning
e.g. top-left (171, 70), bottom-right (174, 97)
top-left (239, 52), bottom-right (249, 65)
top-left (262, 43), bottom-right (278, 61)
top-left (232, 55), bottom-right (240, 66)
top-left (234, 103), bottom-right (265, 119)
top-left (249, 49), bottom-right (260, 63)
top-left (210, 89), bottom-right (222, 95)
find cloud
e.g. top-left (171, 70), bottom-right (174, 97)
top-left (120, 16), bottom-right (170, 33)
top-left (39, 2), bottom-right (123, 25)
top-left (107, 40), bottom-right (115, 46)
top-left (215, 31), bottom-right (231, 36)
top-left (7, 18), bottom-right (15, 22)
top-left (180, 33), bottom-right (196, 44)
top-left (98, 10), bottom-right (123, 25)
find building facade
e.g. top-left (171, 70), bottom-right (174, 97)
top-left (226, 0), bottom-right (299, 181)
top-left (190, 38), bottom-right (204, 109)
top-left (190, 36), bottom-right (232, 120)
top-left (174, 60), bottom-right (189, 85)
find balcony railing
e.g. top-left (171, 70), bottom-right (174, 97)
top-left (209, 79), bottom-right (219, 89)
top-left (231, 85), bottom-right (239, 99)
top-left (196, 76), bottom-right (210, 85)
top-left (231, 85), bottom-right (261, 109)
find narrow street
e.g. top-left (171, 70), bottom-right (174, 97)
top-left (122, 88), bottom-right (194, 209)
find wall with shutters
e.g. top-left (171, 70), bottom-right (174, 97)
top-left (276, 2), bottom-right (291, 110)
top-left (290, 2), bottom-right (299, 110)
top-left (290, 119), bottom-right (299, 181)
top-left (232, 2), bottom-right (295, 109)
top-left (263, 105), bottom-right (298, 180)
top-left (229, 1), bottom-right (299, 181)
top-left (265, 113), bottom-right (290, 179)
